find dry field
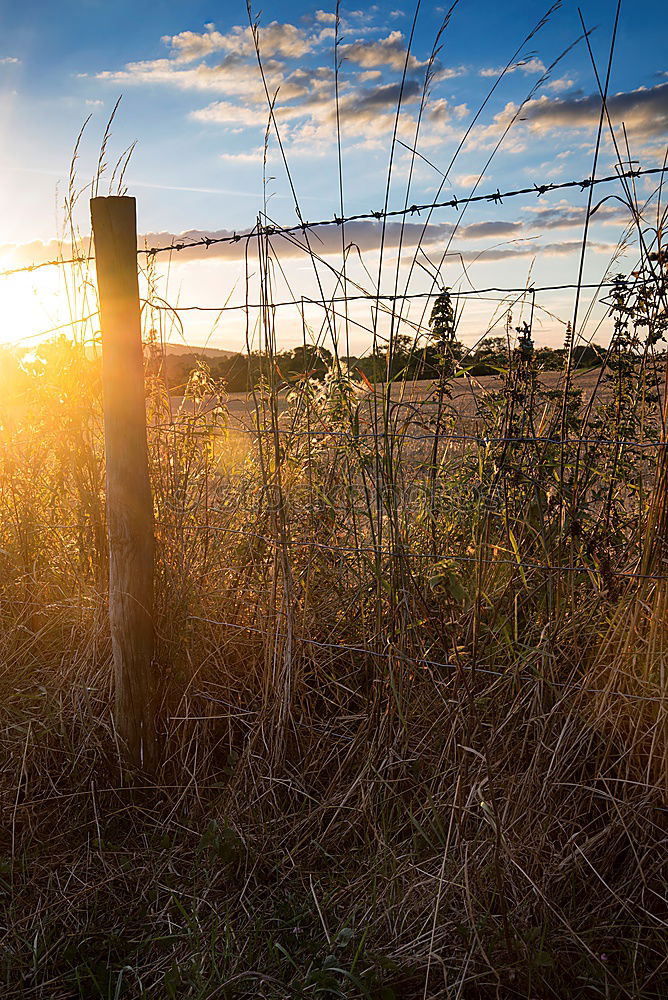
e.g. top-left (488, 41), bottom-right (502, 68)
top-left (1, 352), bottom-right (667, 999)
top-left (177, 369), bottom-right (636, 431)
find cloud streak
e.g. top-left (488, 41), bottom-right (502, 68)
top-left (163, 21), bottom-right (334, 63)
top-left (339, 30), bottom-right (429, 72)
top-left (3, 213), bottom-right (620, 271)
top-left (414, 239), bottom-right (617, 266)
top-left (479, 57), bottom-right (546, 78)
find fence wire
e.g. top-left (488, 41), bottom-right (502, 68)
top-left (141, 164), bottom-right (668, 259)
top-left (4, 159), bottom-right (668, 719)
top-left (2, 162), bottom-right (666, 279)
top-left (188, 615), bottom-right (664, 704)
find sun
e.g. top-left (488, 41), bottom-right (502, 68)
top-left (0, 266), bottom-right (70, 346)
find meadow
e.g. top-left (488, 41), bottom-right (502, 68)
top-left (1, 8), bottom-right (667, 994)
top-left (0, 272), bottom-right (667, 997)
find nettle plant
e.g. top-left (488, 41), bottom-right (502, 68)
top-left (285, 356), bottom-right (364, 439)
top-left (580, 267), bottom-right (667, 553)
top-left (429, 289), bottom-right (461, 389)
top-left (596, 274), bottom-right (661, 438)
top-left (451, 314), bottom-right (549, 528)
top-left (254, 353), bottom-right (369, 529)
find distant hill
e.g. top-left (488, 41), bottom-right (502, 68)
top-left (163, 344), bottom-right (237, 360)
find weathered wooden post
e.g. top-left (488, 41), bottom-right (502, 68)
top-left (91, 196), bottom-right (156, 770)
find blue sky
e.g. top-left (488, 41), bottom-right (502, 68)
top-left (1, 1), bottom-right (667, 351)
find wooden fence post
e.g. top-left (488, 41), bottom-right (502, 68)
top-left (91, 196), bottom-right (156, 770)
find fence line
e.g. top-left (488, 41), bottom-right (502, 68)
top-left (158, 425), bottom-right (667, 449)
top-left (188, 615), bottom-right (664, 704)
top-left (141, 164), bottom-right (668, 259)
top-left (160, 521), bottom-right (668, 583)
top-left (13, 311), bottom-right (100, 344)
top-left (143, 281), bottom-right (627, 315)
top-left (35, 516), bottom-right (668, 583)
top-left (5, 173), bottom-right (667, 738)
top-left (3, 162), bottom-right (665, 280)
top-left (0, 254), bottom-right (92, 280)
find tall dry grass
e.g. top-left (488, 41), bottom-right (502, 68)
top-left (1, 6), bottom-right (667, 994)
top-left (1, 289), bottom-right (667, 997)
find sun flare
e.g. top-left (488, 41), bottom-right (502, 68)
top-left (0, 267), bottom-right (70, 346)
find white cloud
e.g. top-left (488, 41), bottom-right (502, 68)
top-left (92, 17), bottom-right (467, 156)
top-left (163, 21), bottom-right (333, 64)
top-left (96, 54), bottom-right (279, 99)
top-left (432, 66), bottom-right (467, 82)
top-left (219, 147), bottom-right (266, 164)
top-left (192, 101), bottom-right (272, 127)
top-left (190, 74), bottom-right (460, 154)
top-left (546, 77), bottom-right (575, 94)
top-left (462, 81), bottom-right (668, 156)
top-left (521, 82), bottom-right (668, 140)
top-left (0, 56), bottom-right (20, 65)
top-left (339, 30), bottom-right (428, 72)
top-left (454, 173), bottom-right (491, 187)
top-left (480, 57), bottom-right (546, 78)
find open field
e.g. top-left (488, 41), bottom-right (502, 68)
top-left (180, 369), bottom-right (641, 428)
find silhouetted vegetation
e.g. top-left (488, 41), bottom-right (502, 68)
top-left (157, 334), bottom-right (605, 395)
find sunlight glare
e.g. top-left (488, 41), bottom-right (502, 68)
top-left (0, 267), bottom-right (70, 346)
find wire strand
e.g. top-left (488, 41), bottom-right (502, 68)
top-left (189, 615), bottom-right (664, 703)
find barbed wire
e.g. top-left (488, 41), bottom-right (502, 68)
top-left (3, 156), bottom-right (667, 773)
top-left (163, 520), bottom-right (668, 582)
top-left (13, 311), bottom-right (100, 344)
top-left (155, 423), bottom-right (667, 449)
top-left (5, 164), bottom-right (662, 280)
top-left (144, 280), bottom-right (630, 315)
top-left (188, 615), bottom-right (664, 704)
top-left (0, 255), bottom-right (92, 281)
top-left (141, 165), bottom-right (668, 259)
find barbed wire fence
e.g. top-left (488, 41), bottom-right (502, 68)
top-left (145, 162), bottom-right (667, 721)
top-left (3, 162), bottom-right (666, 280)
top-left (4, 163), bottom-right (668, 731)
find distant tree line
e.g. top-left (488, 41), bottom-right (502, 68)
top-left (1, 332), bottom-right (606, 403)
top-left (158, 336), bottom-right (606, 395)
